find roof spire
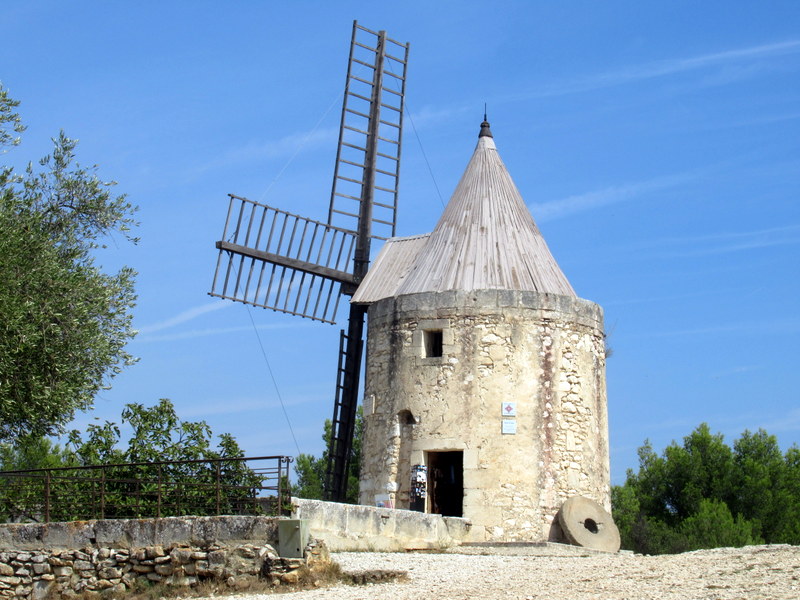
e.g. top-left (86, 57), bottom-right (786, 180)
top-left (479, 104), bottom-right (493, 138)
top-left (351, 120), bottom-right (577, 302)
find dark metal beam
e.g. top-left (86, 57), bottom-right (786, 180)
top-left (324, 24), bottom-right (389, 503)
top-left (216, 241), bottom-right (356, 287)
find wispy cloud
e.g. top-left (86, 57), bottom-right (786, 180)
top-left (137, 301), bottom-right (231, 335)
top-left (646, 317), bottom-right (800, 338)
top-left (510, 40), bottom-right (800, 100)
top-left (177, 394), bottom-right (319, 419)
top-left (189, 126), bottom-right (339, 177)
top-left (683, 111), bottom-right (800, 138)
top-left (636, 224), bottom-right (800, 258)
top-left (136, 322), bottom-right (304, 343)
top-left (759, 408), bottom-right (800, 434)
top-left (407, 104), bottom-right (471, 128)
top-left (231, 426), bottom-right (324, 457)
top-left (710, 365), bottom-right (762, 380)
top-left (600, 40), bottom-right (800, 83)
top-left (531, 171), bottom-right (696, 222)
top-left (708, 111), bottom-right (800, 131)
top-left (603, 288), bottom-right (745, 308)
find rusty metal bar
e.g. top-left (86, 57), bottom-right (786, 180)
top-left (100, 468), bottom-right (106, 520)
top-left (215, 462), bottom-right (221, 515)
top-left (44, 471), bottom-right (50, 523)
top-left (157, 464), bottom-right (162, 518)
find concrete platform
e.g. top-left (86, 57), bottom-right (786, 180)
top-left (445, 541), bottom-right (629, 556)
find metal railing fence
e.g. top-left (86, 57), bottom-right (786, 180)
top-left (0, 455), bottom-right (292, 523)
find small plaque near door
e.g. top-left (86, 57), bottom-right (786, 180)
top-left (502, 402), bottom-right (517, 416)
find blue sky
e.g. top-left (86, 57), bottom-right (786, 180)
top-left (2, 2), bottom-right (798, 483)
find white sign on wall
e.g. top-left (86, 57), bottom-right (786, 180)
top-left (502, 419), bottom-right (517, 435)
top-left (501, 402), bottom-right (517, 417)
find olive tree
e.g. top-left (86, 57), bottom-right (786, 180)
top-left (0, 83), bottom-right (137, 441)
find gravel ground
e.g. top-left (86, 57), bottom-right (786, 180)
top-left (225, 544), bottom-right (800, 600)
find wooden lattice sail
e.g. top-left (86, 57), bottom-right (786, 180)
top-left (209, 22), bottom-right (410, 501)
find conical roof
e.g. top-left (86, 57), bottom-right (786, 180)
top-left (352, 122), bottom-right (575, 304)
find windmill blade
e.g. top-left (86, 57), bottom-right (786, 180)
top-left (328, 22), bottom-right (409, 242)
top-left (210, 194), bottom-right (357, 324)
top-left (208, 21), bottom-right (410, 504)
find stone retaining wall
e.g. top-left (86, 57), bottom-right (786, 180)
top-left (0, 502), bottom-right (475, 596)
top-left (291, 497), bottom-right (471, 551)
top-left (0, 515), bottom-right (277, 552)
top-left (0, 516), bottom-right (327, 599)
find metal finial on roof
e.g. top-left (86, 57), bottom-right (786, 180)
top-left (479, 105), bottom-right (493, 138)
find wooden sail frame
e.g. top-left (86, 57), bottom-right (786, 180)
top-left (209, 21), bottom-right (409, 502)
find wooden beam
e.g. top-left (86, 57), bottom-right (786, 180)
top-left (216, 241), bottom-right (357, 287)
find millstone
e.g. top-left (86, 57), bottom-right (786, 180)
top-left (557, 496), bottom-right (620, 552)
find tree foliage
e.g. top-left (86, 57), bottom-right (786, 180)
top-left (62, 399), bottom-right (246, 465)
top-left (0, 83), bottom-right (138, 442)
top-left (0, 435), bottom-right (76, 473)
top-left (0, 400), bottom-right (261, 521)
top-left (0, 86), bottom-right (25, 149)
top-left (612, 423), bottom-right (799, 554)
top-left (293, 407), bottom-right (362, 503)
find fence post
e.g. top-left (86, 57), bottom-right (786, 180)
top-left (279, 462), bottom-right (283, 515)
top-left (100, 468), bottom-right (106, 520)
top-left (215, 462), bottom-right (221, 515)
top-left (44, 470), bottom-right (51, 523)
top-left (157, 464), bottom-right (162, 519)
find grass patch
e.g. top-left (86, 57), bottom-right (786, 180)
top-left (347, 569), bottom-right (408, 585)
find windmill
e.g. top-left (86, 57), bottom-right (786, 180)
top-left (209, 22), bottom-right (410, 502)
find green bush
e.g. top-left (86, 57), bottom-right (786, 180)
top-left (613, 424), bottom-right (798, 554)
top-left (680, 498), bottom-right (761, 551)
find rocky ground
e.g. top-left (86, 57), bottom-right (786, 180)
top-left (231, 544), bottom-right (800, 600)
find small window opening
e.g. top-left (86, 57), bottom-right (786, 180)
top-left (398, 409), bottom-right (417, 425)
top-left (423, 330), bottom-right (443, 357)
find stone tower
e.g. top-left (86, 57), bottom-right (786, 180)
top-left (351, 120), bottom-right (610, 542)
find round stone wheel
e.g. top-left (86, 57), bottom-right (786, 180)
top-left (557, 496), bottom-right (621, 552)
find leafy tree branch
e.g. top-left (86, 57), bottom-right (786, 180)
top-left (0, 84), bottom-right (138, 442)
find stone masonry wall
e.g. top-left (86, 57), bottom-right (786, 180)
top-left (359, 290), bottom-right (609, 543)
top-left (0, 516), bottom-right (327, 599)
top-left (291, 497), bottom-right (471, 551)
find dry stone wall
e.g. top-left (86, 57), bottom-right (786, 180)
top-left (0, 516), bottom-right (327, 599)
top-left (359, 290), bottom-right (609, 542)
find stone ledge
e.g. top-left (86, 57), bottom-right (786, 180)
top-left (0, 515), bottom-right (279, 552)
top-left (449, 541), bottom-right (620, 556)
top-left (370, 290), bottom-right (603, 331)
top-left (291, 498), bottom-right (471, 551)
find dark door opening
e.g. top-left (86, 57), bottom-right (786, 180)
top-left (427, 451), bottom-right (463, 517)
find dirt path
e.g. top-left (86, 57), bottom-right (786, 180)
top-left (247, 544), bottom-right (800, 600)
